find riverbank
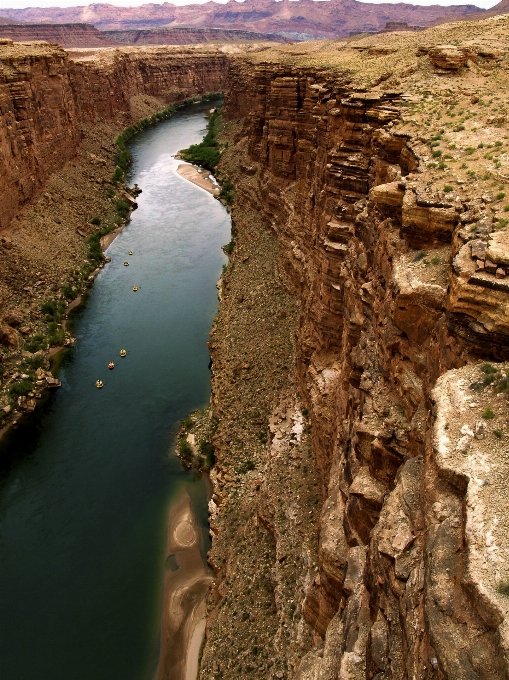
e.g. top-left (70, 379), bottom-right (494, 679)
top-left (156, 492), bottom-right (213, 680)
top-left (177, 164), bottom-right (219, 196)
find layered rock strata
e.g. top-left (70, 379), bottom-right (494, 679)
top-left (201, 17), bottom-right (509, 680)
top-left (0, 0), bottom-right (483, 40)
top-left (0, 41), bottom-right (227, 231)
top-left (0, 23), bottom-right (111, 47)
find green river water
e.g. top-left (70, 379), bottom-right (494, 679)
top-left (0, 101), bottom-right (230, 680)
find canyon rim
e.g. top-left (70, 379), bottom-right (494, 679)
top-left (2, 10), bottom-right (509, 680)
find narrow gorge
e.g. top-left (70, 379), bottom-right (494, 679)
top-left (1, 16), bottom-right (509, 680)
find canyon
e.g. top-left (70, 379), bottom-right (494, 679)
top-left (0, 0), bottom-right (484, 41)
top-left (2, 12), bottom-right (509, 680)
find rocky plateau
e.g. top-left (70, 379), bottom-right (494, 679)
top-left (0, 0), bottom-right (486, 41)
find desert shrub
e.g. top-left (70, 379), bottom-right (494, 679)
top-left (219, 179), bottom-right (234, 205)
top-left (9, 379), bottom-right (33, 398)
top-left (413, 250), bottom-right (427, 262)
top-left (178, 438), bottom-right (193, 462)
top-left (200, 441), bottom-right (215, 470)
top-left (482, 407), bottom-right (495, 420)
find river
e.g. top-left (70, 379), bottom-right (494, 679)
top-left (0, 100), bottom-right (229, 680)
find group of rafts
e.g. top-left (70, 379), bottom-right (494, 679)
top-left (96, 250), bottom-right (137, 389)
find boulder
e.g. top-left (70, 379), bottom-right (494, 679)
top-left (3, 309), bottom-right (23, 327)
top-left (0, 324), bottom-right (20, 349)
top-left (428, 45), bottom-right (468, 70)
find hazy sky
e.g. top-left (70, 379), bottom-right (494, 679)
top-left (0, 0), bottom-right (500, 12)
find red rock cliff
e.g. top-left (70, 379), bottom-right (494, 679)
top-left (0, 41), bottom-right (227, 230)
top-left (202, 23), bottom-right (509, 678)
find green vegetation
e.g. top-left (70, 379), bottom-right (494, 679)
top-left (218, 178), bottom-right (235, 206)
top-left (178, 438), bottom-right (194, 464)
top-left (90, 216), bottom-right (101, 226)
top-left (179, 107), bottom-right (222, 172)
top-left (9, 379), bottom-right (33, 399)
top-left (498, 581), bottom-right (509, 597)
top-left (413, 250), bottom-right (427, 262)
top-left (444, 185), bottom-right (453, 192)
top-left (238, 459), bottom-right (256, 474)
top-left (482, 406), bottom-right (495, 420)
top-left (199, 440), bottom-right (215, 471)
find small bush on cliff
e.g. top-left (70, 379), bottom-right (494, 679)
top-left (9, 379), bottom-right (33, 399)
top-left (25, 334), bottom-right (45, 353)
top-left (219, 179), bottom-right (234, 205)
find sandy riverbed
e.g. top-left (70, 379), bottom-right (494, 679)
top-left (177, 164), bottom-right (219, 195)
top-left (156, 492), bottom-right (213, 680)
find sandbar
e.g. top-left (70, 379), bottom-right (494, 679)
top-left (156, 491), bottom-right (213, 680)
top-left (177, 164), bottom-right (219, 195)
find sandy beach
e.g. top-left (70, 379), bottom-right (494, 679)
top-left (156, 492), bottom-right (213, 680)
top-left (177, 164), bottom-right (219, 195)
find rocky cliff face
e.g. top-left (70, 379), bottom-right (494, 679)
top-left (0, 23), bottom-right (111, 47)
top-left (201, 17), bottom-right (509, 679)
top-left (103, 27), bottom-right (288, 45)
top-left (0, 41), bottom-right (227, 231)
top-left (0, 0), bottom-right (483, 40)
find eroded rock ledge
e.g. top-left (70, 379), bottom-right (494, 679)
top-left (201, 16), bottom-right (509, 680)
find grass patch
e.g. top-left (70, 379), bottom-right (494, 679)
top-left (482, 407), bottom-right (495, 420)
top-left (413, 250), bottom-right (427, 262)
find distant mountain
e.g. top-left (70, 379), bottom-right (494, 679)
top-left (0, 0), bottom-right (484, 40)
top-left (0, 22), bottom-right (289, 46)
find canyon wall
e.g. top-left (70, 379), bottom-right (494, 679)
top-left (102, 27), bottom-right (288, 45)
top-left (0, 0), bottom-right (484, 40)
top-left (0, 42), bottom-right (227, 231)
top-left (201, 22), bottom-right (509, 679)
top-left (0, 23), bottom-right (111, 46)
